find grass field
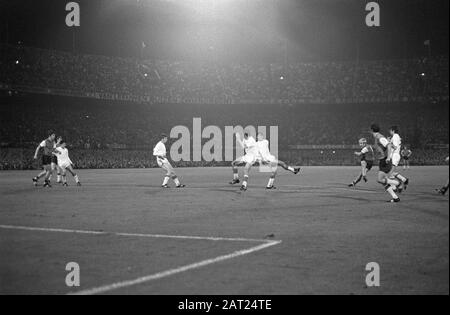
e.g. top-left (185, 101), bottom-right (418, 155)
top-left (0, 166), bottom-right (448, 295)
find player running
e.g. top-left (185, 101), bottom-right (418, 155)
top-left (256, 132), bottom-right (300, 190)
top-left (436, 156), bottom-right (449, 195)
top-left (32, 132), bottom-right (57, 188)
top-left (153, 134), bottom-right (185, 189)
top-left (54, 141), bottom-right (81, 186)
top-left (388, 126), bottom-right (409, 192)
top-left (401, 145), bottom-right (412, 169)
top-left (348, 138), bottom-right (374, 187)
top-left (229, 132), bottom-right (259, 189)
top-left (371, 124), bottom-right (402, 203)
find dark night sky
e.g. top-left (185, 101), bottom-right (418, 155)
top-left (0, 0), bottom-right (448, 62)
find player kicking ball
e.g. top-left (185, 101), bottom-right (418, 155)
top-left (256, 132), bottom-right (300, 190)
top-left (349, 138), bottom-right (374, 187)
top-left (229, 132), bottom-right (258, 187)
top-left (54, 141), bottom-right (81, 187)
top-left (153, 134), bottom-right (185, 189)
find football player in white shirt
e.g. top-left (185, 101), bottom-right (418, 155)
top-left (153, 134), bottom-right (185, 188)
top-left (49, 136), bottom-right (63, 184)
top-left (388, 126), bottom-right (409, 192)
top-left (256, 133), bottom-right (300, 189)
top-left (229, 133), bottom-right (259, 189)
top-left (54, 141), bottom-right (81, 186)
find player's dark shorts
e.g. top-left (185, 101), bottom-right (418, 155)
top-left (42, 155), bottom-right (52, 166)
top-left (362, 160), bottom-right (374, 171)
top-left (52, 155), bottom-right (58, 164)
top-left (378, 158), bottom-right (393, 174)
top-left (402, 156), bottom-right (409, 161)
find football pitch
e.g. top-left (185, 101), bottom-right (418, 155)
top-left (0, 166), bottom-right (448, 295)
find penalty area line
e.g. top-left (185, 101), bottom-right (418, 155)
top-left (0, 224), bottom-right (282, 295)
top-left (0, 224), bottom-right (274, 243)
top-left (69, 240), bottom-right (281, 295)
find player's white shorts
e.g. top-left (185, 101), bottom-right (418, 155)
top-left (58, 162), bottom-right (71, 170)
top-left (157, 157), bottom-right (170, 168)
top-left (236, 153), bottom-right (258, 165)
top-left (391, 153), bottom-right (401, 167)
top-left (260, 154), bottom-right (277, 164)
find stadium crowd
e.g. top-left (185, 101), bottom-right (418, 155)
top-left (0, 93), bottom-right (448, 169)
top-left (1, 95), bottom-right (448, 148)
top-left (1, 44), bottom-right (448, 104)
top-left (0, 45), bottom-right (448, 170)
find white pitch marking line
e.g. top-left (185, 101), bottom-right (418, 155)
top-left (0, 224), bottom-right (282, 295)
top-left (70, 240), bottom-right (281, 295)
top-left (0, 225), bottom-right (273, 243)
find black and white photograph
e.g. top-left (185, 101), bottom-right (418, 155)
top-left (0, 0), bottom-right (448, 299)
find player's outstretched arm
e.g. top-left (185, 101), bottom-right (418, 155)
top-left (235, 133), bottom-right (245, 149)
top-left (33, 145), bottom-right (41, 160)
top-left (386, 143), bottom-right (394, 161)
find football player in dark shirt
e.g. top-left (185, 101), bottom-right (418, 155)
top-left (32, 132), bottom-right (57, 188)
top-left (349, 138), bottom-right (375, 187)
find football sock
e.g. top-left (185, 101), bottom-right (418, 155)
top-left (279, 162), bottom-right (294, 173)
top-left (354, 174), bottom-right (363, 185)
top-left (386, 185), bottom-right (399, 200)
top-left (172, 176), bottom-right (180, 186)
top-left (242, 175), bottom-right (249, 188)
top-left (267, 176), bottom-right (275, 188)
top-left (394, 173), bottom-right (407, 183)
top-left (386, 178), bottom-right (400, 187)
top-left (233, 168), bottom-right (239, 180)
top-left (74, 175), bottom-right (79, 183)
top-left (162, 176), bottom-right (170, 186)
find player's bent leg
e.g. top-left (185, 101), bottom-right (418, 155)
top-left (240, 163), bottom-right (252, 191)
top-left (43, 167), bottom-right (52, 188)
top-left (67, 165), bottom-right (81, 186)
top-left (349, 161), bottom-right (368, 187)
top-left (377, 172), bottom-right (387, 185)
top-left (56, 165), bottom-right (62, 183)
top-left (386, 185), bottom-right (401, 203)
top-left (161, 163), bottom-right (172, 188)
top-left (167, 164), bottom-right (185, 188)
top-left (61, 168), bottom-right (68, 187)
top-left (33, 170), bottom-right (47, 186)
top-left (230, 159), bottom-right (242, 184)
top-left (266, 171), bottom-right (277, 190)
top-left (437, 180), bottom-right (449, 195)
top-left (276, 160), bottom-right (300, 174)
top-left (349, 172), bottom-right (363, 187)
top-left (361, 161), bottom-right (368, 177)
top-left (378, 172), bottom-right (400, 202)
